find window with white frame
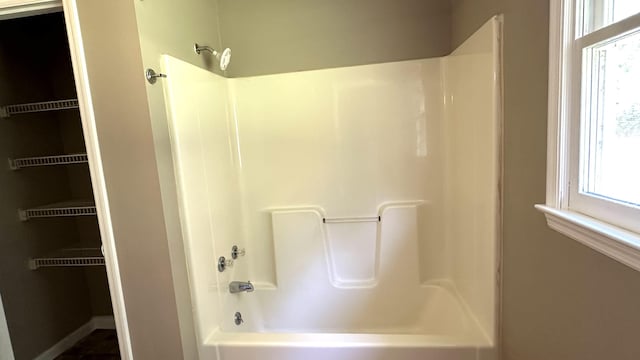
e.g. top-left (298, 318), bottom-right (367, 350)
top-left (538, 0), bottom-right (640, 271)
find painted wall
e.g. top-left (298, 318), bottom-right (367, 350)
top-left (134, 0), bottom-right (224, 75)
top-left (451, 0), bottom-right (640, 359)
top-left (75, 0), bottom-right (189, 358)
top-left (217, 0), bottom-right (451, 77)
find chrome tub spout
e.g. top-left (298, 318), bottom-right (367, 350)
top-left (229, 281), bottom-right (254, 294)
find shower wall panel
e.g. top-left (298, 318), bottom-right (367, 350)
top-left (162, 56), bottom-right (243, 343)
top-left (164, 18), bottom-right (500, 348)
top-left (442, 19), bottom-right (500, 342)
top-left (228, 59), bottom-right (447, 287)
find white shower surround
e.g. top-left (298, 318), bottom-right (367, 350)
top-left (162, 17), bottom-right (502, 360)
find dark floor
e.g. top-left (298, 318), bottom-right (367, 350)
top-left (55, 329), bottom-right (120, 360)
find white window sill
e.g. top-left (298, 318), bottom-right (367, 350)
top-left (535, 205), bottom-right (640, 272)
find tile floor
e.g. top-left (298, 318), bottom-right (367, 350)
top-left (54, 329), bottom-right (120, 360)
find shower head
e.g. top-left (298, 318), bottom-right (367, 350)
top-left (217, 48), bottom-right (231, 71)
top-left (194, 43), bottom-right (231, 71)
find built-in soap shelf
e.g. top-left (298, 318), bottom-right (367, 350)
top-left (0, 99), bottom-right (79, 118)
top-left (9, 153), bottom-right (88, 170)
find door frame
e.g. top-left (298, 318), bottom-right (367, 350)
top-left (0, 1), bottom-right (132, 358)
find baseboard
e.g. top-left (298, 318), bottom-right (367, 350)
top-left (33, 316), bottom-right (115, 360)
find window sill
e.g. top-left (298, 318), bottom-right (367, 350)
top-left (535, 205), bottom-right (640, 272)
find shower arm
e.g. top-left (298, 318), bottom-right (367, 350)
top-left (194, 43), bottom-right (218, 56)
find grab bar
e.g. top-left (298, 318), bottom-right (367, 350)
top-left (322, 216), bottom-right (380, 224)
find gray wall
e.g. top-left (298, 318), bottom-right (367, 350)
top-left (134, 0), bottom-right (223, 74)
top-left (76, 0), bottom-right (200, 358)
top-left (451, 0), bottom-right (640, 359)
top-left (217, 0), bottom-right (451, 77)
top-left (0, 14), bottom-right (93, 360)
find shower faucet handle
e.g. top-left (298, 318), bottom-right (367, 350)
top-left (218, 256), bottom-right (233, 272)
top-left (231, 245), bottom-right (245, 259)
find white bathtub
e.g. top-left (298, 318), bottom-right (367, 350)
top-left (201, 284), bottom-right (492, 360)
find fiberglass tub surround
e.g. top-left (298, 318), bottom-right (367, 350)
top-left (163, 17), bottom-right (501, 360)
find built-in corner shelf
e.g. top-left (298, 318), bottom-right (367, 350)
top-left (29, 247), bottom-right (105, 270)
top-left (9, 153), bottom-right (88, 170)
top-left (19, 201), bottom-right (96, 221)
top-left (0, 99), bottom-right (79, 118)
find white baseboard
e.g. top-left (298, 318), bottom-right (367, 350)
top-left (33, 315), bottom-right (116, 360)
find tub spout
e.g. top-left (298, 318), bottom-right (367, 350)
top-left (229, 281), bottom-right (254, 294)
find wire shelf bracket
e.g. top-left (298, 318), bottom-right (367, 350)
top-left (9, 153), bottom-right (88, 170)
top-left (19, 201), bottom-right (97, 221)
top-left (0, 99), bottom-right (79, 118)
top-left (29, 248), bottom-right (105, 270)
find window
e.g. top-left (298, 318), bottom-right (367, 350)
top-left (537, 0), bottom-right (640, 271)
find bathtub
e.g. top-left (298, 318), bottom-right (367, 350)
top-left (201, 284), bottom-right (492, 360)
top-left (193, 205), bottom-right (494, 359)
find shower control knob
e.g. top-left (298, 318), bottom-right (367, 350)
top-left (145, 68), bottom-right (167, 84)
top-left (231, 245), bottom-right (245, 260)
top-left (218, 256), bottom-right (233, 272)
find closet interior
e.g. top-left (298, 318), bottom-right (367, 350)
top-left (0, 12), bottom-right (118, 360)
